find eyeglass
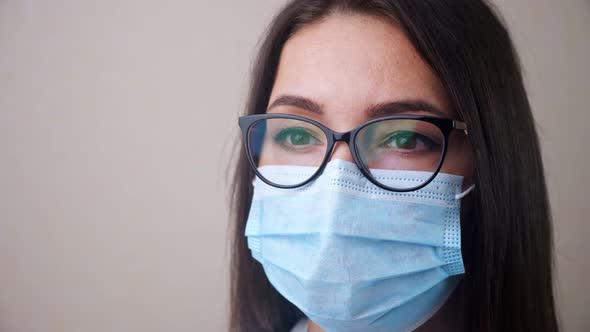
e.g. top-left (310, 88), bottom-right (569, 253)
top-left (238, 113), bottom-right (468, 192)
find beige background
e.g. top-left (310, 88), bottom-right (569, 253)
top-left (0, 0), bottom-right (588, 331)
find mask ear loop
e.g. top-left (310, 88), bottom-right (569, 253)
top-left (454, 184), bottom-right (476, 200)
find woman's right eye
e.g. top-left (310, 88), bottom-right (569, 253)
top-left (273, 127), bottom-right (321, 150)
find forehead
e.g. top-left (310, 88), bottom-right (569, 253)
top-left (268, 13), bottom-right (453, 127)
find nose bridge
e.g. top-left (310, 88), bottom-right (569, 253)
top-left (329, 132), bottom-right (354, 163)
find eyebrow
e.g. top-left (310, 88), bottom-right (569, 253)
top-left (267, 94), bottom-right (449, 118)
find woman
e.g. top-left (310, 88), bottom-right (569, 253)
top-left (229, 1), bottom-right (559, 331)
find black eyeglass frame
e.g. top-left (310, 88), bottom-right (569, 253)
top-left (238, 113), bottom-right (468, 192)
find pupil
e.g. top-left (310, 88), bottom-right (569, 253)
top-left (397, 133), bottom-right (416, 149)
top-left (293, 132), bottom-right (308, 145)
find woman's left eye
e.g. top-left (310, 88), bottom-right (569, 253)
top-left (380, 131), bottom-right (438, 151)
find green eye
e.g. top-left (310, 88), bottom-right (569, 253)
top-left (274, 127), bottom-right (321, 149)
top-left (385, 131), bottom-right (417, 149)
top-left (288, 130), bottom-right (311, 145)
top-left (379, 130), bottom-right (440, 152)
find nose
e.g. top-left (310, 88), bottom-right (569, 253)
top-left (328, 141), bottom-right (355, 163)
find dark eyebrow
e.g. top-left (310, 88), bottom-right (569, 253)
top-left (267, 94), bottom-right (449, 118)
top-left (367, 100), bottom-right (449, 118)
top-left (267, 94), bottom-right (323, 114)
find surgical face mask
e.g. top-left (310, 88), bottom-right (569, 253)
top-left (245, 159), bottom-right (474, 332)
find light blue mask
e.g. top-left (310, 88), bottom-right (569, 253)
top-left (245, 159), bottom-right (474, 332)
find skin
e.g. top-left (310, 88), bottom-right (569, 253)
top-left (266, 12), bottom-right (473, 332)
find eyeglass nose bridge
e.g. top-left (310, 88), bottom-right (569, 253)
top-left (325, 130), bottom-right (359, 165)
top-left (333, 131), bottom-right (351, 142)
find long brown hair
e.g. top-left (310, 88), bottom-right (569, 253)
top-left (228, 1), bottom-right (559, 331)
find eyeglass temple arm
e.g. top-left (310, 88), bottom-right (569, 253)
top-left (453, 120), bottom-right (468, 135)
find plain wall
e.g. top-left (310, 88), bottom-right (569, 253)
top-left (0, 1), bottom-right (588, 331)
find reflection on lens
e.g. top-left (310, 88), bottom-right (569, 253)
top-left (355, 119), bottom-right (444, 190)
top-left (248, 118), bottom-right (327, 186)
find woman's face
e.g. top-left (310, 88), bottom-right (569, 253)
top-left (265, 13), bottom-right (474, 188)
